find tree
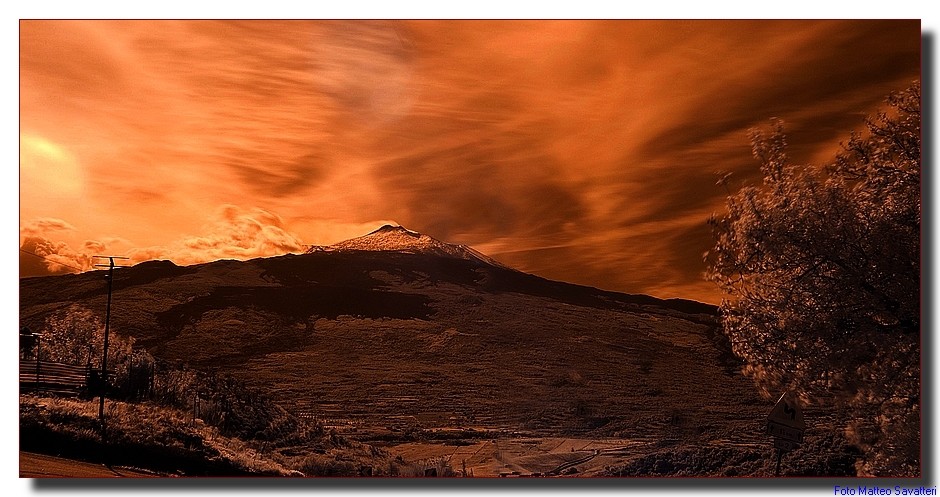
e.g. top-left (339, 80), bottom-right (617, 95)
top-left (40, 305), bottom-right (111, 366)
top-left (39, 304), bottom-right (154, 399)
top-left (706, 82), bottom-right (920, 477)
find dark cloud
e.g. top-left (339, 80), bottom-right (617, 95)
top-left (652, 220), bottom-right (719, 291)
top-left (634, 20), bottom-right (920, 163)
top-left (489, 245), bottom-right (602, 287)
top-left (362, 20), bottom-right (920, 302)
top-left (230, 152), bottom-right (329, 197)
top-left (83, 240), bottom-right (108, 253)
top-left (106, 186), bottom-right (170, 204)
top-left (614, 166), bottom-right (731, 228)
top-left (373, 114), bottom-right (587, 244)
top-left (377, 151), bottom-right (522, 239)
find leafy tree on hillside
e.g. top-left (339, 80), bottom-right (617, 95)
top-left (706, 82), bottom-right (920, 477)
top-left (38, 304), bottom-right (153, 398)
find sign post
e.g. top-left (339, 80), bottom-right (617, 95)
top-left (766, 391), bottom-right (805, 476)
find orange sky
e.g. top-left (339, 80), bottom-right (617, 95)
top-left (18, 20), bottom-right (921, 303)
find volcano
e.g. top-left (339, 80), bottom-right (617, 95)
top-left (307, 224), bottom-right (512, 269)
top-left (19, 225), bottom-right (768, 459)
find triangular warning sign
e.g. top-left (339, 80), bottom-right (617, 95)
top-left (767, 391), bottom-right (806, 430)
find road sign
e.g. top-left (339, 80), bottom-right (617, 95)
top-left (767, 421), bottom-right (804, 442)
top-left (766, 391), bottom-right (806, 469)
top-left (773, 438), bottom-right (800, 452)
top-left (767, 392), bottom-right (806, 430)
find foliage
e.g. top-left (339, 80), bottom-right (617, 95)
top-left (37, 304), bottom-right (154, 399)
top-left (19, 394), bottom-right (294, 476)
top-left (23, 307), bottom-right (399, 477)
top-left (37, 304), bottom-right (112, 365)
top-left (294, 446), bottom-right (399, 477)
top-left (706, 82), bottom-right (920, 476)
top-left (142, 361), bottom-right (326, 446)
top-left (198, 372), bottom-right (320, 444)
top-left (605, 432), bottom-right (861, 477)
top-left (32, 305), bottom-right (324, 449)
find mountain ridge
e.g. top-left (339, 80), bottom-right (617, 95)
top-left (301, 224), bottom-right (715, 311)
top-left (20, 226), bottom-right (717, 316)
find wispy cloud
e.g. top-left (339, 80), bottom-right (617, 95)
top-left (19, 20), bottom-right (921, 302)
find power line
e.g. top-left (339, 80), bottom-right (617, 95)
top-left (18, 248), bottom-right (86, 273)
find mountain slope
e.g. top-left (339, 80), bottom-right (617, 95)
top-left (20, 227), bottom-right (764, 447)
top-left (308, 224), bottom-right (512, 269)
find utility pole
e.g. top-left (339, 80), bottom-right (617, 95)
top-left (33, 333), bottom-right (42, 394)
top-left (92, 255), bottom-right (129, 443)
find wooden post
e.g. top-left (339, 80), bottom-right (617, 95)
top-left (98, 259), bottom-right (114, 440)
top-left (774, 448), bottom-right (782, 477)
top-left (34, 335), bottom-right (41, 394)
top-left (92, 255), bottom-right (128, 445)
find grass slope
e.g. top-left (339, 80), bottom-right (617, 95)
top-left (19, 251), bottom-right (858, 476)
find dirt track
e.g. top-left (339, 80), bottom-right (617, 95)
top-left (387, 437), bottom-right (638, 477)
top-left (20, 452), bottom-right (160, 478)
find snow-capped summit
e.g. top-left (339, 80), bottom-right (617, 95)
top-left (307, 225), bottom-right (510, 269)
top-left (333, 225), bottom-right (435, 252)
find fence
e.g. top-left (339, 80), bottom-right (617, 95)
top-left (19, 359), bottom-right (89, 397)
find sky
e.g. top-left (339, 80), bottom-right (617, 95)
top-left (18, 19), bottom-right (921, 304)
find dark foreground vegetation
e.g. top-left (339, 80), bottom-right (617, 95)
top-left (706, 82), bottom-right (921, 476)
top-left (604, 433), bottom-right (862, 477)
top-left (20, 389), bottom-right (460, 477)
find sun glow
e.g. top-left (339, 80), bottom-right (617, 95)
top-left (20, 133), bottom-right (84, 200)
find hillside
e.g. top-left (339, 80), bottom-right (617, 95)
top-left (20, 226), bottom-right (777, 467)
